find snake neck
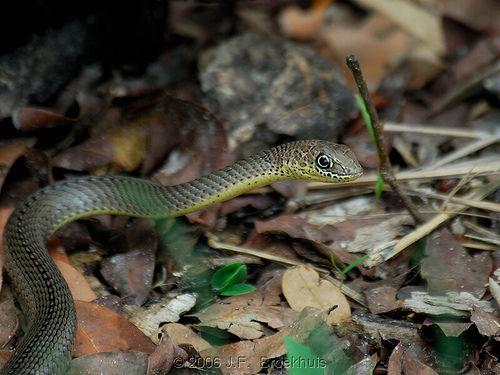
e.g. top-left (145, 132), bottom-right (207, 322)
top-left (163, 148), bottom-right (290, 216)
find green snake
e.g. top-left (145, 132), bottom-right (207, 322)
top-left (1, 140), bottom-right (362, 374)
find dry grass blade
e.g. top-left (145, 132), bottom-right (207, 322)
top-left (366, 178), bottom-right (500, 266)
top-left (410, 189), bottom-right (500, 213)
top-left (426, 135), bottom-right (500, 169)
top-left (384, 122), bottom-right (489, 139)
top-left (205, 233), bottom-right (329, 273)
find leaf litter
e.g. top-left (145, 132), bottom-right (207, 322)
top-left (0, 1), bottom-right (499, 373)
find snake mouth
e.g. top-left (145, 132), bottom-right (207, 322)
top-left (337, 170), bottom-right (363, 181)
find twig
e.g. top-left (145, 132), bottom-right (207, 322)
top-left (346, 55), bottom-right (423, 223)
top-left (384, 122), bottom-right (490, 139)
top-left (365, 177), bottom-right (500, 266)
top-left (205, 233), bottom-right (329, 274)
top-left (426, 134), bottom-right (500, 169)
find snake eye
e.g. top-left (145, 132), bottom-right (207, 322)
top-left (316, 153), bottom-right (333, 169)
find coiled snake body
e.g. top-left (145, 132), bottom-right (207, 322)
top-left (1, 140), bottom-right (362, 374)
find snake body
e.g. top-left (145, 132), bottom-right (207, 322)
top-left (1, 140), bottom-right (362, 374)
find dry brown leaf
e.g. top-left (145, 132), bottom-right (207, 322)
top-left (55, 260), bottom-right (97, 302)
top-left (0, 207), bottom-right (14, 288)
top-left (162, 323), bottom-right (212, 353)
top-left (421, 228), bottom-right (492, 298)
top-left (0, 287), bottom-right (17, 348)
top-left (0, 350), bottom-right (10, 369)
top-left (69, 351), bottom-right (148, 375)
top-left (365, 286), bottom-right (401, 314)
top-left (105, 122), bottom-right (149, 172)
top-left (437, 0), bottom-right (500, 33)
top-left (388, 341), bottom-right (439, 375)
top-left (200, 328), bottom-right (290, 375)
top-left (470, 308), bottom-right (500, 337)
top-left (12, 107), bottom-right (77, 131)
top-left (74, 300), bottom-right (155, 357)
top-left (0, 139), bottom-right (36, 191)
top-left (352, 0), bottom-right (445, 54)
top-left (322, 13), bottom-right (411, 88)
top-left (126, 294), bottom-right (197, 343)
top-left (147, 334), bottom-right (187, 375)
top-left (192, 291), bottom-right (297, 340)
top-left (278, 5), bottom-right (325, 40)
top-left (100, 248), bottom-right (155, 306)
top-left (282, 265), bottom-right (351, 324)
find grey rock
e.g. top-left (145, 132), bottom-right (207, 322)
top-left (0, 21), bottom-right (87, 119)
top-left (199, 32), bottom-right (357, 150)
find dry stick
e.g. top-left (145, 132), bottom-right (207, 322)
top-left (426, 134), bottom-right (500, 169)
top-left (384, 122), bottom-right (489, 139)
top-left (346, 55), bottom-right (423, 224)
top-left (365, 178), bottom-right (500, 267)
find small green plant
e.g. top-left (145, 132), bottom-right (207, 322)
top-left (284, 336), bottom-right (325, 375)
top-left (355, 93), bottom-right (384, 198)
top-left (210, 262), bottom-right (256, 296)
top-left (341, 253), bottom-right (369, 275)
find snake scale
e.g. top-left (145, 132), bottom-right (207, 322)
top-left (1, 140), bottom-right (362, 374)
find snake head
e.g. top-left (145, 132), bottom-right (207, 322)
top-left (283, 140), bottom-right (363, 183)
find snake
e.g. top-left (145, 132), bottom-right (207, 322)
top-left (1, 140), bottom-right (362, 374)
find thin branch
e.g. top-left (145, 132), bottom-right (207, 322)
top-left (384, 122), bottom-right (490, 139)
top-left (346, 55), bottom-right (423, 223)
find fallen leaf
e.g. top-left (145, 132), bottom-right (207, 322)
top-left (282, 266), bottom-right (351, 324)
top-left (403, 291), bottom-right (494, 317)
top-left (470, 308), bottom-right (500, 337)
top-left (278, 4), bottom-right (326, 40)
top-left (200, 329), bottom-right (290, 375)
top-left (100, 248), bottom-right (155, 306)
top-left (74, 300), bottom-right (155, 357)
top-left (388, 341), bottom-right (438, 375)
top-left (147, 334), bottom-right (187, 375)
top-left (126, 294), bottom-right (197, 343)
top-left (219, 194), bottom-right (275, 216)
top-left (69, 351), bottom-right (148, 375)
top-left (352, 0), bottom-right (445, 54)
top-left (345, 355), bottom-right (378, 375)
top-left (12, 106), bottom-right (77, 131)
top-left (0, 207), bottom-right (14, 288)
top-left (52, 121), bottom-right (149, 173)
top-left (105, 122), bottom-right (149, 172)
top-left (255, 215), bottom-right (331, 243)
top-left (55, 260), bottom-right (97, 302)
top-left (437, 0), bottom-right (500, 34)
top-left (162, 323), bottom-right (212, 353)
top-left (489, 277), bottom-right (500, 307)
top-left (192, 291), bottom-right (298, 340)
top-left (431, 320), bottom-right (472, 337)
top-left (0, 350), bottom-right (10, 368)
top-left (322, 13), bottom-right (412, 88)
top-left (0, 139), bottom-right (36, 191)
top-left (421, 228), bottom-right (492, 298)
top-left (152, 97), bottom-right (230, 186)
top-left (365, 286), bottom-right (401, 314)
top-left (0, 287), bottom-right (17, 348)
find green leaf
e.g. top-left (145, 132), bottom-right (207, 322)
top-left (219, 283), bottom-right (256, 296)
top-left (210, 262), bottom-right (247, 291)
top-left (355, 94), bottom-right (375, 143)
top-left (284, 336), bottom-right (325, 375)
top-left (341, 254), bottom-right (369, 275)
top-left (375, 173), bottom-right (384, 199)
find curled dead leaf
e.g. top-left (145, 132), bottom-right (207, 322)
top-left (282, 265), bottom-right (351, 324)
